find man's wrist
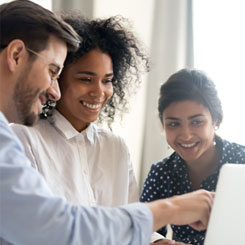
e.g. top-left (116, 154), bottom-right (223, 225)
top-left (147, 198), bottom-right (176, 231)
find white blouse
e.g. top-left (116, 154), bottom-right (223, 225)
top-left (11, 110), bottom-right (139, 206)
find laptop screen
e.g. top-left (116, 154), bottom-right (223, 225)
top-left (204, 163), bottom-right (245, 245)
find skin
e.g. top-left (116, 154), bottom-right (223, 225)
top-left (0, 37), bottom-right (215, 244)
top-left (162, 100), bottom-right (218, 189)
top-left (152, 239), bottom-right (189, 244)
top-left (0, 35), bottom-right (66, 125)
top-left (147, 189), bottom-right (215, 232)
top-left (56, 48), bottom-right (114, 132)
top-left (148, 189), bottom-right (214, 245)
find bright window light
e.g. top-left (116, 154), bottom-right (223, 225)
top-left (0, 0), bottom-right (52, 10)
top-left (193, 0), bottom-right (245, 144)
top-left (30, 0), bottom-right (52, 10)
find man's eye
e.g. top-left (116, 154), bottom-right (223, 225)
top-left (49, 69), bottom-right (57, 79)
top-left (49, 69), bottom-right (55, 75)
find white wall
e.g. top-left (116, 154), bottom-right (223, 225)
top-left (93, 0), bottom-right (155, 184)
top-left (193, 0), bottom-right (245, 146)
top-left (93, 1), bottom-right (193, 189)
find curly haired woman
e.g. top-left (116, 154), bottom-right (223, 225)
top-left (11, 13), bottom-right (149, 207)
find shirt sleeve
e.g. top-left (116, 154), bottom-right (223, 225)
top-left (151, 232), bottom-right (166, 242)
top-left (140, 162), bottom-right (168, 237)
top-left (0, 120), bottom-right (153, 245)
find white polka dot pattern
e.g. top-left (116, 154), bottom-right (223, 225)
top-left (140, 136), bottom-right (245, 244)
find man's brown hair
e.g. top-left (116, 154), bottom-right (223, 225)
top-left (0, 0), bottom-right (81, 53)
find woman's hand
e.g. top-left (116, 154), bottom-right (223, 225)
top-left (151, 239), bottom-right (191, 245)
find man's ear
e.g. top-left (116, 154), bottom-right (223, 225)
top-left (6, 39), bottom-right (26, 72)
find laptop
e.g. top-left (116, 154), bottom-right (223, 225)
top-left (204, 163), bottom-right (245, 244)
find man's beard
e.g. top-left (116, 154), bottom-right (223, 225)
top-left (13, 79), bottom-right (43, 126)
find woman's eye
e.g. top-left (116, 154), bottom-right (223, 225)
top-left (79, 77), bottom-right (91, 82)
top-left (167, 121), bottom-right (179, 128)
top-left (192, 120), bottom-right (203, 126)
top-left (103, 79), bottom-right (113, 84)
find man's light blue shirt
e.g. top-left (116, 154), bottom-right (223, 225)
top-left (0, 112), bottom-right (153, 245)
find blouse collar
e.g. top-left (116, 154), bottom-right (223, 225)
top-left (49, 109), bottom-right (96, 144)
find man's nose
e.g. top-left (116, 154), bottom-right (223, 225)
top-left (46, 80), bottom-right (61, 101)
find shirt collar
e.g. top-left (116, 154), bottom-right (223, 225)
top-left (50, 109), bottom-right (96, 143)
top-left (168, 152), bottom-right (189, 177)
top-left (0, 112), bottom-right (9, 124)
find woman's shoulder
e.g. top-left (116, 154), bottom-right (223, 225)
top-left (150, 152), bottom-right (177, 172)
top-left (91, 126), bottom-right (131, 163)
top-left (94, 125), bottom-right (127, 143)
top-left (222, 137), bottom-right (245, 152)
top-left (219, 136), bottom-right (245, 162)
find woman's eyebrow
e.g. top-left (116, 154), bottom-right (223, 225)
top-left (76, 71), bottom-right (96, 75)
top-left (165, 114), bottom-right (207, 121)
top-left (105, 73), bottom-right (114, 77)
top-left (165, 117), bottom-right (180, 120)
top-left (76, 71), bottom-right (114, 77)
top-left (188, 114), bottom-right (206, 120)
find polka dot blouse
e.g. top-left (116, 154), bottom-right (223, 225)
top-left (140, 135), bottom-right (245, 245)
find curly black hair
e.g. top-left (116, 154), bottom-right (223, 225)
top-left (41, 14), bottom-right (149, 127)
